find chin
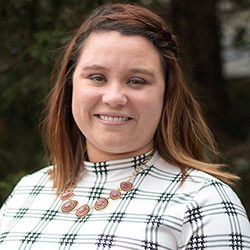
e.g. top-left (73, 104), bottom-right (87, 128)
top-left (97, 137), bottom-right (129, 148)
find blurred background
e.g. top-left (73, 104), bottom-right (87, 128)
top-left (0, 0), bottom-right (250, 216)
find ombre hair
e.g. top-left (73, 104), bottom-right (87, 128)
top-left (43, 3), bottom-right (238, 192)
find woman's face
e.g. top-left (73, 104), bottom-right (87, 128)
top-left (72, 31), bottom-right (165, 162)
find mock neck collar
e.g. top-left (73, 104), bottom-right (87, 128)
top-left (83, 150), bottom-right (155, 174)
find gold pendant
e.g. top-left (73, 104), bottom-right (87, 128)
top-left (94, 198), bottom-right (109, 211)
top-left (76, 204), bottom-right (90, 217)
top-left (61, 200), bottom-right (78, 213)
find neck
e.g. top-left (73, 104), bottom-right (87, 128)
top-left (86, 142), bottom-right (154, 163)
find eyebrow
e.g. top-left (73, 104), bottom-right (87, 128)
top-left (81, 64), bottom-right (155, 78)
top-left (129, 68), bottom-right (155, 78)
top-left (81, 64), bottom-right (107, 71)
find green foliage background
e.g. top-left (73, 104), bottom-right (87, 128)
top-left (1, 0), bottom-right (250, 216)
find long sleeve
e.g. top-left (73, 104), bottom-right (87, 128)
top-left (179, 180), bottom-right (250, 249)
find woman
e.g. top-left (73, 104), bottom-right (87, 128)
top-left (0, 3), bottom-right (249, 249)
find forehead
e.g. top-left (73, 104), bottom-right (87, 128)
top-left (76, 31), bottom-right (163, 71)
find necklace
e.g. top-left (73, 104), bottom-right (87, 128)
top-left (60, 151), bottom-right (153, 218)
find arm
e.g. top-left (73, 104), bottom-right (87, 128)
top-left (179, 180), bottom-right (250, 249)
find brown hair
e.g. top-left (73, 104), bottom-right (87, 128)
top-left (43, 3), bottom-right (238, 192)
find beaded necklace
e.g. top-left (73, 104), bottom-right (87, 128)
top-left (60, 151), bottom-right (153, 218)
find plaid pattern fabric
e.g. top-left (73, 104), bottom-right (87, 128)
top-left (0, 151), bottom-right (249, 249)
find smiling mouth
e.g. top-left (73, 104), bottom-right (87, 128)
top-left (95, 114), bottom-right (132, 122)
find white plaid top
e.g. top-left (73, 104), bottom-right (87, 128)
top-left (0, 151), bottom-right (250, 249)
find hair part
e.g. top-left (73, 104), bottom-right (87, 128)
top-left (43, 3), bottom-right (239, 193)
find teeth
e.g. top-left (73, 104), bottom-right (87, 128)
top-left (99, 115), bottom-right (129, 122)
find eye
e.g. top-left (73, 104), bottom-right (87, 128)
top-left (128, 77), bottom-right (147, 85)
top-left (88, 74), bottom-right (106, 82)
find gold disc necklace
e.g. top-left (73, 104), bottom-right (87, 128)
top-left (60, 152), bottom-right (153, 218)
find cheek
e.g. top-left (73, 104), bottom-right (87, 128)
top-left (71, 89), bottom-right (81, 119)
top-left (71, 86), bottom-right (100, 126)
top-left (137, 91), bottom-right (164, 126)
top-left (72, 85), bottom-right (90, 111)
top-left (71, 87), bottom-right (89, 126)
top-left (150, 93), bottom-right (164, 128)
top-left (146, 88), bottom-right (164, 112)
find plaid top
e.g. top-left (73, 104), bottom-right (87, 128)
top-left (0, 151), bottom-right (249, 249)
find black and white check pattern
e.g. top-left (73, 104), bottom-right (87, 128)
top-left (0, 151), bottom-right (249, 249)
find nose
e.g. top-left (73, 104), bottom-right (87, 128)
top-left (102, 83), bottom-right (128, 107)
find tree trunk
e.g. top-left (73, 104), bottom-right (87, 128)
top-left (169, 0), bottom-right (231, 141)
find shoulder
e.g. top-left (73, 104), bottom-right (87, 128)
top-left (183, 168), bottom-right (247, 218)
top-left (184, 168), bottom-right (246, 216)
top-left (153, 153), bottom-right (250, 237)
top-left (175, 170), bottom-right (250, 248)
top-left (153, 152), bottom-right (243, 202)
top-left (152, 151), bottom-right (230, 193)
top-left (15, 166), bottom-right (52, 187)
top-left (0, 166), bottom-right (53, 209)
top-left (6, 166), bottom-right (54, 202)
top-left (150, 152), bottom-right (248, 217)
top-left (0, 166), bottom-right (53, 232)
top-left (179, 171), bottom-right (250, 248)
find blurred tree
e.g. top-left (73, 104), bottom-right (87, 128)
top-left (169, 0), bottom-right (231, 141)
